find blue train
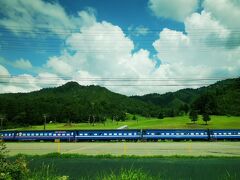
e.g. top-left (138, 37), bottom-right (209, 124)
top-left (1, 129), bottom-right (240, 141)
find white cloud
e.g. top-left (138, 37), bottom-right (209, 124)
top-left (203, 0), bottom-right (240, 48)
top-left (45, 15), bottom-right (158, 95)
top-left (153, 11), bottom-right (240, 81)
top-left (148, 0), bottom-right (198, 21)
top-left (0, 64), bottom-right (10, 77)
top-left (203, 0), bottom-right (240, 29)
top-left (129, 26), bottom-right (149, 36)
top-left (0, 64), bottom-right (10, 85)
top-left (0, 0), bottom-right (94, 38)
top-left (46, 56), bottom-right (73, 76)
top-left (0, 70), bottom-right (66, 94)
top-left (12, 59), bottom-right (32, 69)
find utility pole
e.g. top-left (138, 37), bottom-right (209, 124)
top-left (43, 114), bottom-right (47, 130)
top-left (0, 117), bottom-right (3, 130)
top-left (0, 114), bottom-right (5, 130)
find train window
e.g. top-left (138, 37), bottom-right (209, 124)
top-left (84, 133), bottom-right (88, 136)
top-left (57, 133), bottom-right (61, 136)
top-left (94, 133), bottom-right (98, 136)
top-left (36, 133), bottom-right (39, 136)
top-left (104, 133), bottom-right (107, 136)
top-left (53, 133), bottom-right (56, 136)
top-left (62, 133), bottom-right (66, 136)
top-left (219, 133), bottom-right (222, 135)
top-left (49, 133), bottom-right (53, 136)
top-left (214, 133), bottom-right (217, 135)
top-left (109, 133), bottom-right (112, 136)
top-left (71, 132), bottom-right (74, 136)
top-left (151, 133), bottom-right (155, 135)
top-left (224, 133), bottom-right (227, 135)
top-left (147, 133), bottom-right (150, 135)
top-left (238, 133), bottom-right (240, 135)
top-left (119, 133), bottom-right (122, 136)
top-left (128, 133), bottom-right (132, 136)
top-left (166, 133), bottom-right (169, 135)
top-left (114, 133), bottom-right (117, 136)
top-left (66, 133), bottom-right (70, 136)
top-left (228, 133), bottom-right (231, 135)
top-left (40, 133), bottom-right (43, 136)
top-left (196, 133), bottom-right (199, 135)
top-left (79, 133), bottom-right (83, 136)
top-left (44, 133), bottom-right (48, 136)
top-left (134, 133), bottom-right (137, 135)
top-left (124, 133), bottom-right (127, 136)
top-left (171, 133), bottom-right (175, 135)
top-left (27, 133), bottom-right (30, 136)
top-left (31, 133), bottom-right (34, 136)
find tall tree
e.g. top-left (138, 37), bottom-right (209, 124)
top-left (202, 112), bottom-right (211, 125)
top-left (202, 105), bottom-right (211, 125)
top-left (189, 110), bottom-right (198, 124)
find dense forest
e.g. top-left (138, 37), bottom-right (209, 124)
top-left (0, 78), bottom-right (239, 127)
top-left (132, 77), bottom-right (240, 116)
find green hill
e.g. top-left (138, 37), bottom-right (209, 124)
top-left (131, 77), bottom-right (240, 116)
top-left (0, 77), bottom-right (239, 128)
top-left (0, 82), bottom-right (161, 127)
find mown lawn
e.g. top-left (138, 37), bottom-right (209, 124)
top-left (15, 155), bottom-right (240, 180)
top-left (12, 115), bottom-right (240, 130)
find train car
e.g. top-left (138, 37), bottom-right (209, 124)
top-left (0, 131), bottom-right (15, 141)
top-left (210, 129), bottom-right (240, 140)
top-left (75, 129), bottom-right (141, 141)
top-left (142, 129), bottom-right (209, 141)
top-left (14, 130), bottom-right (75, 141)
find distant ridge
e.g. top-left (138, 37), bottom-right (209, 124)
top-left (0, 77), bottom-right (239, 127)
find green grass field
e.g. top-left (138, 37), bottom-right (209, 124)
top-left (12, 115), bottom-right (240, 130)
top-left (6, 142), bottom-right (240, 157)
top-left (11, 155), bottom-right (240, 180)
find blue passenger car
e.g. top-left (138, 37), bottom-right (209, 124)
top-left (142, 129), bottom-right (209, 140)
top-left (210, 129), bottom-right (240, 140)
top-left (14, 130), bottom-right (75, 141)
top-left (75, 129), bottom-right (141, 141)
top-left (0, 131), bottom-right (15, 141)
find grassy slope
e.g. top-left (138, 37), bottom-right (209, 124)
top-left (12, 115), bottom-right (240, 130)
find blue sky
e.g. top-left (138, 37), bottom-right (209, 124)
top-left (0, 0), bottom-right (239, 95)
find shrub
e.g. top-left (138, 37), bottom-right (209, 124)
top-left (0, 142), bottom-right (28, 180)
top-left (97, 168), bottom-right (154, 180)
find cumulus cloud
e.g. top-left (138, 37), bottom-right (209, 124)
top-left (153, 11), bottom-right (240, 80)
top-left (12, 59), bottom-right (32, 69)
top-left (203, 0), bottom-right (240, 49)
top-left (46, 56), bottom-right (73, 76)
top-left (148, 0), bottom-right (198, 21)
top-left (0, 0), bottom-right (90, 38)
top-left (44, 15), bottom-right (158, 95)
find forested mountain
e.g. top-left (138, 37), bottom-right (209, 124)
top-left (0, 78), bottom-right (239, 127)
top-left (132, 77), bottom-right (240, 116)
top-left (0, 82), bottom-right (161, 126)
